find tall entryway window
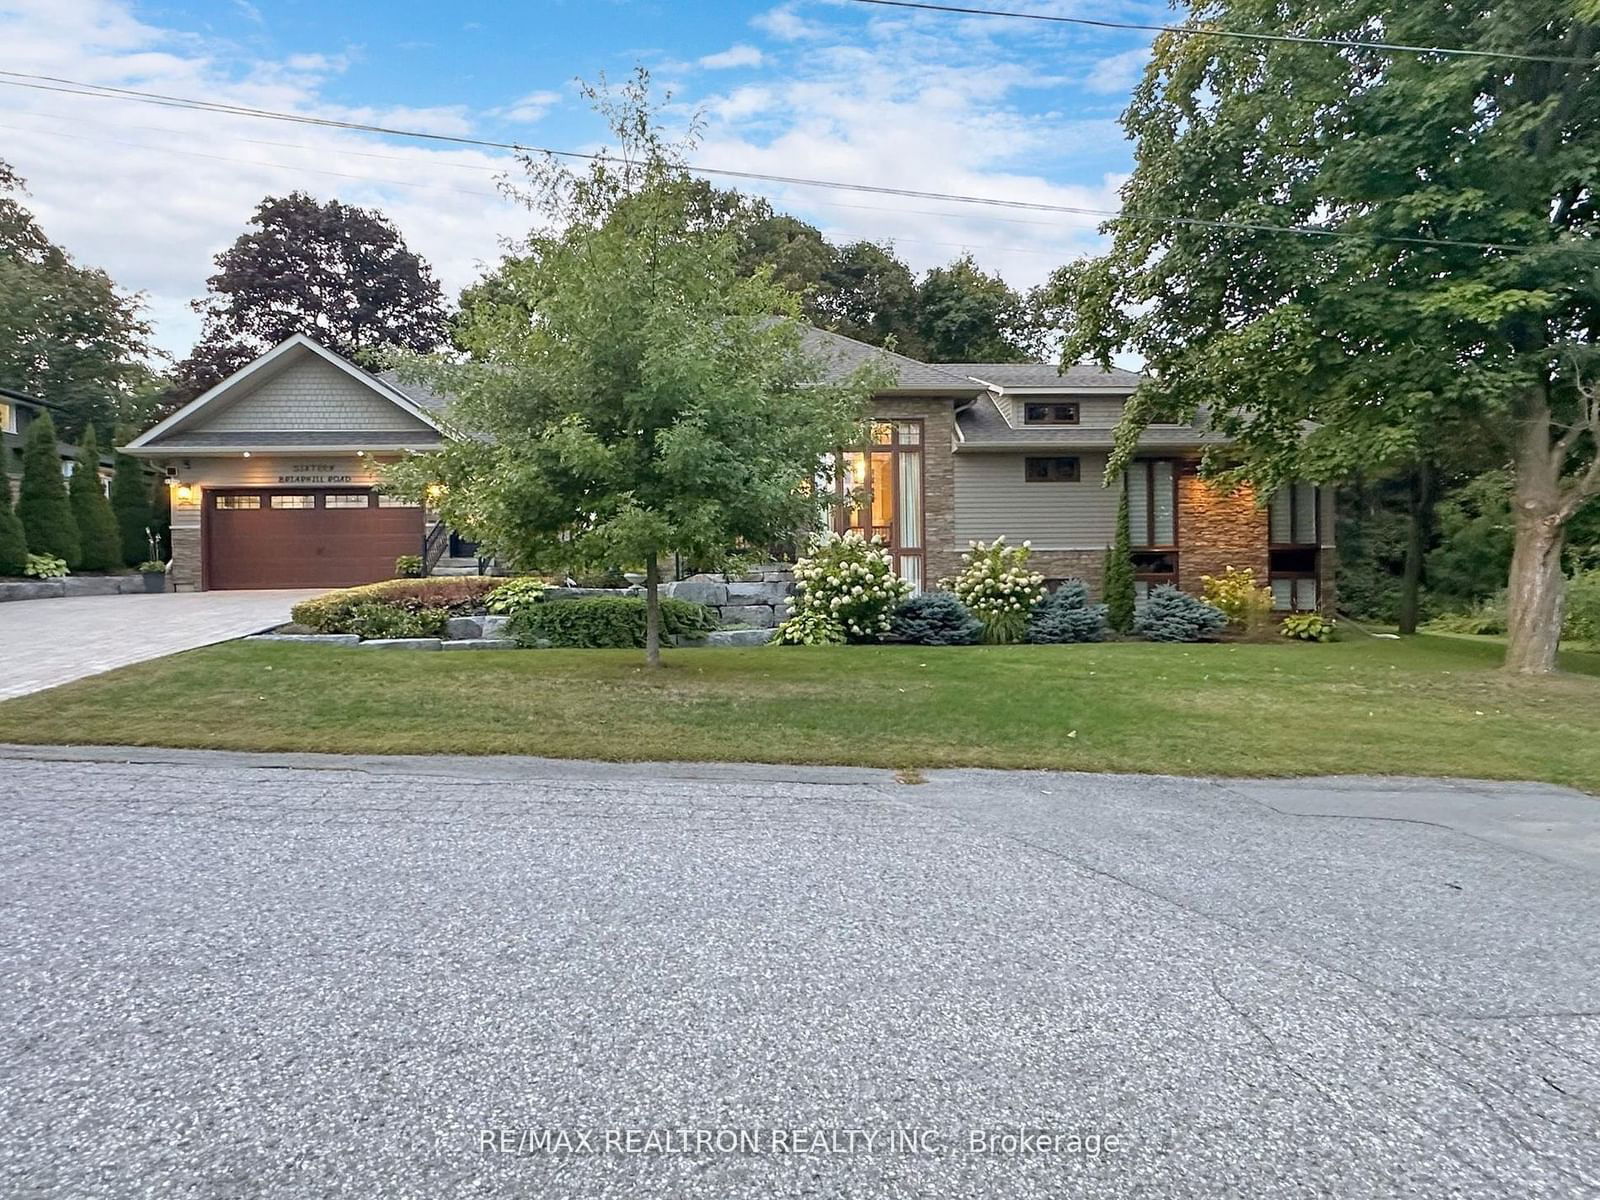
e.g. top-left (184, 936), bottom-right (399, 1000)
top-left (833, 420), bottom-right (925, 592)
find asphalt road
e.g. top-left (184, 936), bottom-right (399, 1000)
top-left (1, 746), bottom-right (1597, 1198)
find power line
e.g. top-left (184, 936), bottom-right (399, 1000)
top-left (0, 113), bottom-right (1086, 260)
top-left (0, 69), bottom-right (1584, 256)
top-left (845, 0), bottom-right (1599, 66)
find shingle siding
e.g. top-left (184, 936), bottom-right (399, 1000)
top-left (201, 359), bottom-right (435, 434)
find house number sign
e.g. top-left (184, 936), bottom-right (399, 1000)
top-left (277, 462), bottom-right (354, 484)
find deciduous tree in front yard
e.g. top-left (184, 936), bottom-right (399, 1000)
top-left (1052, 0), bottom-right (1600, 674)
top-left (386, 71), bottom-right (884, 666)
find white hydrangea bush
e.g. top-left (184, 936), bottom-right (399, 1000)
top-left (775, 531), bottom-right (912, 645)
top-left (950, 536), bottom-right (1046, 644)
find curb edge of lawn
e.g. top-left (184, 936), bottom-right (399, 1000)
top-left (1, 742), bottom-right (1592, 798)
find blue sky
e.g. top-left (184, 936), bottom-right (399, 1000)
top-left (1, 0), bottom-right (1162, 357)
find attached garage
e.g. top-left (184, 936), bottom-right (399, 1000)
top-left (205, 489), bottom-right (423, 590)
top-left (120, 335), bottom-right (451, 591)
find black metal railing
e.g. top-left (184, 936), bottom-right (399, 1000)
top-left (422, 519), bottom-right (450, 576)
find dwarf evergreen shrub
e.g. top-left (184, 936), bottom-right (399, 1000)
top-left (507, 596), bottom-right (716, 648)
top-left (889, 591), bottom-right (982, 646)
top-left (16, 411), bottom-right (79, 566)
top-left (69, 429), bottom-right (122, 571)
top-left (1133, 585), bottom-right (1228, 642)
top-left (1027, 580), bottom-right (1108, 644)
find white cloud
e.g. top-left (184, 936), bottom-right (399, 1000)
top-left (1084, 47), bottom-right (1149, 95)
top-left (496, 88), bottom-right (563, 125)
top-left (752, 4), bottom-right (826, 41)
top-left (697, 44), bottom-right (764, 70)
top-left (691, 17), bottom-right (1127, 295)
top-left (0, 0), bottom-right (525, 359)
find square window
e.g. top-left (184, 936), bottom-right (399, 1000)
top-left (270, 494), bottom-right (315, 509)
top-left (324, 493), bottom-right (370, 509)
top-left (1024, 456), bottom-right (1080, 482)
top-left (215, 494), bottom-right (260, 510)
top-left (1023, 402), bottom-right (1080, 426)
top-left (895, 420), bottom-right (922, 445)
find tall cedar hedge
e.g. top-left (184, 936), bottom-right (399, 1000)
top-left (1104, 487), bottom-right (1137, 634)
top-left (16, 411), bottom-right (80, 566)
top-left (0, 485), bottom-right (26, 575)
top-left (109, 441), bottom-right (154, 566)
top-left (69, 427), bottom-right (123, 571)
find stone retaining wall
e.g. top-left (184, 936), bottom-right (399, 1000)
top-left (661, 566), bottom-right (796, 629)
top-left (0, 575), bottom-right (167, 603)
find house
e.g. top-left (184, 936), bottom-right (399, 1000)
top-left (122, 330), bottom-right (1334, 610)
top-left (2, 386), bottom-right (118, 503)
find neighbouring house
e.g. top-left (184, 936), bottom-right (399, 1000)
top-left (2, 386), bottom-right (118, 504)
top-left (122, 329), bottom-right (1335, 610)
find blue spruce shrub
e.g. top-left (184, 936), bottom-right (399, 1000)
top-left (889, 591), bottom-right (983, 645)
top-left (1134, 584), bottom-right (1228, 642)
top-left (1027, 579), bottom-right (1108, 643)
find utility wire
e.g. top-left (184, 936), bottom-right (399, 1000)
top-left (845, 0), bottom-right (1599, 66)
top-left (0, 70), bottom-right (1586, 256)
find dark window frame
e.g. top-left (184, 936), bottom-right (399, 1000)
top-left (1269, 483), bottom-right (1321, 547)
top-left (1127, 458), bottom-right (1181, 549)
top-left (1024, 455), bottom-right (1081, 483)
top-left (831, 419), bottom-right (926, 586)
top-left (1022, 401), bottom-right (1080, 426)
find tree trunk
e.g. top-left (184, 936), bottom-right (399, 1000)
top-left (1397, 461), bottom-right (1432, 636)
top-left (1504, 502), bottom-right (1566, 675)
top-left (1505, 399), bottom-right (1567, 675)
top-left (644, 552), bottom-right (662, 669)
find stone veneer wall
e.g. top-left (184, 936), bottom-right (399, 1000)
top-left (169, 527), bottom-right (201, 591)
top-left (1028, 551), bottom-right (1110, 596)
top-left (1176, 474), bottom-right (1269, 595)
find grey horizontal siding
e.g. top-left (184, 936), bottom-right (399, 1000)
top-left (952, 452), bottom-right (1119, 549)
top-left (202, 358), bottom-right (435, 434)
top-left (992, 394), bottom-right (1127, 431)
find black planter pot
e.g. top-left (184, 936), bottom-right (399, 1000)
top-left (140, 572), bottom-right (167, 593)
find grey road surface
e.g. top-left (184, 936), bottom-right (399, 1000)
top-left (1, 746), bottom-right (1597, 1198)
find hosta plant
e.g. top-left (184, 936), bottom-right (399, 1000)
top-left (485, 576), bottom-right (550, 614)
top-left (950, 537), bottom-right (1046, 644)
top-left (772, 609), bottom-right (847, 646)
top-left (776, 531), bottom-right (910, 644)
top-left (24, 553), bottom-right (69, 579)
top-left (1280, 612), bottom-right (1337, 642)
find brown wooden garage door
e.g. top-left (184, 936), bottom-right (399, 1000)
top-left (204, 489), bottom-right (423, 590)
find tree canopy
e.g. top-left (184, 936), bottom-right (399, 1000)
top-left (175, 192), bottom-right (449, 400)
top-left (0, 161), bottom-right (158, 441)
top-left (389, 72), bottom-right (886, 665)
top-left (1052, 0), bottom-right (1600, 673)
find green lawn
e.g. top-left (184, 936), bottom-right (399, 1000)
top-left (3, 631), bottom-right (1598, 789)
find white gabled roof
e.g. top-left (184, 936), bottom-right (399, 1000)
top-left (124, 334), bottom-right (447, 452)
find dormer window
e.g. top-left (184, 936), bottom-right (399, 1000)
top-left (1023, 402), bottom-right (1079, 426)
